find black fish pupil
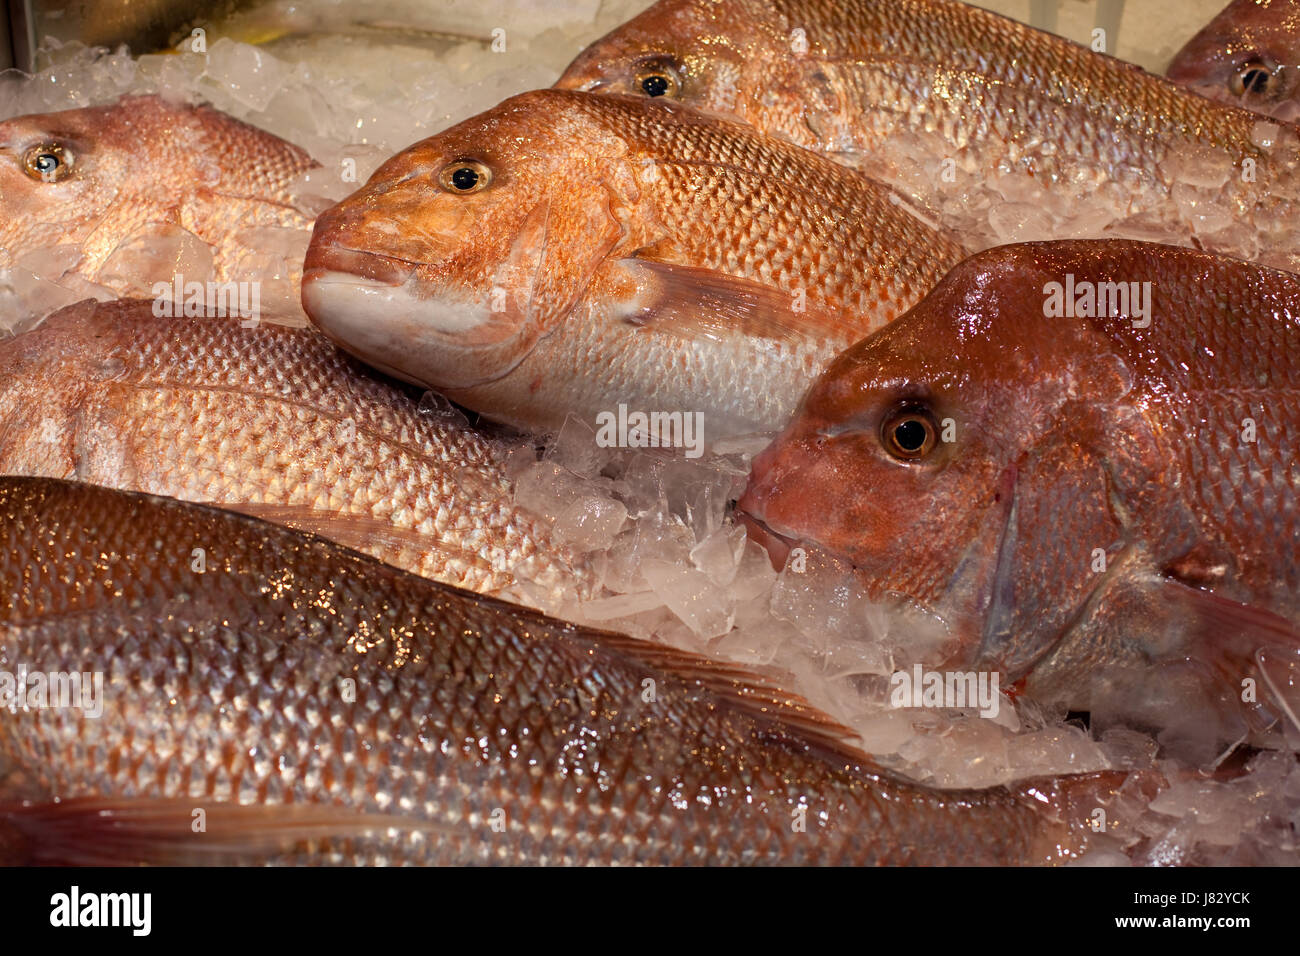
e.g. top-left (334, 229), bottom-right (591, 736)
top-left (894, 419), bottom-right (928, 452)
top-left (641, 74), bottom-right (670, 97)
top-left (451, 166), bottom-right (480, 190)
top-left (1241, 67), bottom-right (1270, 94)
top-left (35, 154), bottom-right (58, 171)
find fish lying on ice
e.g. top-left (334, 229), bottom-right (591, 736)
top-left (0, 95), bottom-right (318, 318)
top-left (0, 477), bottom-right (1149, 865)
top-left (0, 299), bottom-right (593, 608)
top-left (739, 240), bottom-right (1300, 744)
top-left (302, 89), bottom-right (967, 440)
top-left (1168, 0), bottom-right (1300, 123)
top-left (556, 0), bottom-right (1300, 267)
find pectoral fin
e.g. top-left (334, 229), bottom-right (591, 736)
top-left (608, 258), bottom-right (841, 345)
top-left (1162, 580), bottom-right (1300, 732)
top-left (0, 796), bottom-right (453, 866)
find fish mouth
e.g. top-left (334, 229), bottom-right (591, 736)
top-left (733, 503), bottom-right (798, 572)
top-left (303, 243), bottom-right (416, 286)
top-left (301, 246), bottom-right (533, 391)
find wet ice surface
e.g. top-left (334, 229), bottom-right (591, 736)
top-left (0, 0), bottom-right (1296, 864)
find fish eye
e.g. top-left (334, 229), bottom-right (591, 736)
top-left (634, 59), bottom-right (682, 98)
top-left (437, 160), bottom-right (492, 194)
top-left (881, 406), bottom-right (939, 461)
top-left (1230, 59), bottom-right (1278, 97)
top-left (22, 143), bottom-right (74, 182)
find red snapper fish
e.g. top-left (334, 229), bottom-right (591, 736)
top-left (740, 240), bottom-right (1300, 743)
top-left (301, 89), bottom-right (967, 440)
top-left (557, 0), bottom-right (1300, 267)
top-left (0, 477), bottom-right (1148, 865)
top-left (0, 95), bottom-right (318, 318)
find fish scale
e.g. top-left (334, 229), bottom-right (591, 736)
top-left (556, 0), bottom-right (1300, 265)
top-left (304, 89), bottom-right (968, 438)
top-left (563, 91), bottom-right (963, 310)
top-left (0, 300), bottom-right (594, 609)
top-left (0, 477), bottom-right (1141, 865)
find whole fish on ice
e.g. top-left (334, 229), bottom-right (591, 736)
top-left (302, 88), bottom-right (967, 439)
top-left (739, 240), bottom-right (1300, 743)
top-left (0, 477), bottom-right (1147, 865)
top-left (557, 0), bottom-right (1300, 267)
top-left (0, 299), bottom-right (592, 609)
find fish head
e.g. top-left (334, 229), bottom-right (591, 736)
top-left (555, 0), bottom-right (774, 122)
top-left (301, 89), bottom-right (644, 392)
top-left (0, 95), bottom-right (314, 271)
top-left (739, 243), bottom-right (1139, 666)
top-left (0, 101), bottom-right (137, 265)
top-left (1166, 0), bottom-right (1300, 122)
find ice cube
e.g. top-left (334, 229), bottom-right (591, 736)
top-left (689, 524), bottom-right (746, 587)
top-left (553, 495), bottom-right (627, 552)
top-left (851, 710), bottom-right (918, 756)
top-left (577, 590), bottom-right (665, 622)
top-left (1006, 726), bottom-right (1108, 777)
top-left (203, 39), bottom-right (290, 113)
top-left (1098, 726), bottom-right (1159, 770)
top-left (770, 548), bottom-right (873, 645)
top-left (987, 201), bottom-right (1056, 244)
top-left (97, 224), bottom-right (215, 297)
top-left (710, 615), bottom-right (797, 666)
top-left (544, 414), bottom-right (616, 479)
top-left (1171, 183), bottom-right (1234, 236)
top-left (640, 557), bottom-right (734, 640)
top-left (417, 390), bottom-right (472, 431)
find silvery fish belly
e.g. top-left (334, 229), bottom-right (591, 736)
top-left (556, 0), bottom-right (1300, 268)
top-left (1168, 0), bottom-right (1300, 123)
top-left (0, 95), bottom-right (319, 318)
top-left (0, 299), bottom-right (593, 609)
top-left (739, 239), bottom-right (1300, 746)
top-left (301, 88), bottom-right (967, 441)
top-left (0, 478), bottom-right (1146, 865)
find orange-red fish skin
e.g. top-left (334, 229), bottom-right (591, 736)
top-left (0, 299), bottom-right (594, 607)
top-left (0, 95), bottom-right (317, 290)
top-left (302, 89), bottom-right (967, 438)
top-left (557, 0), bottom-right (1300, 264)
top-left (740, 239), bottom-right (1300, 733)
top-left (0, 477), bottom-right (1148, 865)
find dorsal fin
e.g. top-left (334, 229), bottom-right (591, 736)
top-left (558, 621), bottom-right (872, 766)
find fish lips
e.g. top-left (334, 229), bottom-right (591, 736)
top-left (735, 509), bottom-right (797, 572)
top-left (734, 472), bottom-right (804, 571)
top-left (302, 247), bottom-right (537, 392)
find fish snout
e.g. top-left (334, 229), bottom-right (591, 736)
top-left (736, 451), bottom-right (804, 571)
top-left (302, 243), bottom-right (538, 393)
top-left (736, 427), bottom-right (855, 572)
top-left (554, 45), bottom-right (615, 93)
